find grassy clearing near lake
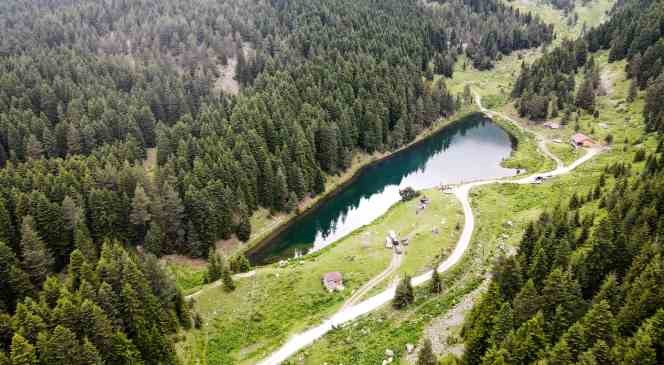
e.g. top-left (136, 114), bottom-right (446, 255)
top-left (176, 189), bottom-right (463, 364)
top-left (446, 50), bottom-right (542, 108)
top-left (492, 115), bottom-right (556, 174)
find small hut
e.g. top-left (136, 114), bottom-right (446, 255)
top-left (570, 133), bottom-right (595, 148)
top-left (322, 272), bottom-right (344, 292)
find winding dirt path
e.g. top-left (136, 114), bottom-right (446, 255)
top-left (341, 248), bottom-right (402, 310)
top-left (255, 96), bottom-right (603, 365)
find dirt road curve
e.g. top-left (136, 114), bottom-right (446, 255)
top-left (341, 248), bottom-right (402, 310)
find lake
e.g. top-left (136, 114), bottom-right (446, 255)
top-left (248, 113), bottom-right (517, 264)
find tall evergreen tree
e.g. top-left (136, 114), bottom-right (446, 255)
top-left (430, 269), bottom-right (443, 294)
top-left (393, 275), bottom-right (414, 309)
top-left (10, 334), bottom-right (37, 365)
top-left (130, 185), bottom-right (151, 244)
top-left (417, 339), bottom-right (437, 365)
top-left (19, 216), bottom-right (53, 287)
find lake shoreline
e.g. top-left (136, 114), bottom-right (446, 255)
top-left (244, 109), bottom-right (523, 265)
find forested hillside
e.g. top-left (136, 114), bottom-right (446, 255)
top-left (461, 0), bottom-right (664, 363)
top-left (0, 0), bottom-right (558, 363)
top-left (0, 242), bottom-right (191, 364)
top-left (512, 0), bottom-right (664, 130)
top-left (0, 0), bottom-right (552, 261)
top-left (462, 138), bottom-right (664, 364)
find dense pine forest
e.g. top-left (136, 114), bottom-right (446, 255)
top-left (0, 0), bottom-right (553, 260)
top-left (512, 0), bottom-right (664, 130)
top-left (0, 0), bottom-right (556, 363)
top-left (461, 0), bottom-right (664, 363)
top-left (462, 138), bottom-right (664, 365)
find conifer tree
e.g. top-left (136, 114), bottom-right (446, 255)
top-left (25, 135), bottom-right (43, 161)
top-left (0, 241), bottom-right (33, 312)
top-left (222, 264), bottom-right (235, 291)
top-left (206, 248), bottom-right (223, 283)
top-left (235, 212), bottom-right (252, 242)
top-left (74, 219), bottom-right (96, 262)
top-left (512, 279), bottom-right (541, 325)
top-left (130, 185), bottom-right (151, 244)
top-left (230, 255), bottom-right (252, 273)
top-left (393, 275), bottom-right (414, 309)
top-left (60, 196), bottom-right (78, 232)
top-left (547, 339), bottom-right (573, 365)
top-left (144, 222), bottom-right (164, 256)
top-left (10, 333), bottom-right (37, 365)
top-left (38, 325), bottom-right (80, 365)
top-left (430, 269), bottom-right (443, 294)
top-left (490, 303), bottom-right (515, 345)
top-left (576, 76), bottom-right (595, 112)
top-left (499, 311), bottom-right (548, 364)
top-left (19, 216), bottom-right (54, 287)
top-left (417, 339), bottom-right (437, 365)
top-left (0, 200), bottom-right (14, 246)
top-left (80, 337), bottom-right (103, 365)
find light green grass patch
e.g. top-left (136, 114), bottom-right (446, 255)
top-left (164, 262), bottom-right (207, 295)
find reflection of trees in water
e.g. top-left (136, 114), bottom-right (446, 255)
top-left (321, 113), bottom-right (489, 220)
top-left (252, 113), bottom-right (493, 264)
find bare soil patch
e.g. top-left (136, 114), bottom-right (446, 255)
top-left (161, 254), bottom-right (206, 268)
top-left (405, 277), bottom-right (490, 363)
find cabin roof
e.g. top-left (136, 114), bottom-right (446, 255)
top-left (571, 133), bottom-right (593, 144)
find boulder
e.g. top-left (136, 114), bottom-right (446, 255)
top-left (385, 349), bottom-right (394, 358)
top-left (406, 343), bottom-right (415, 353)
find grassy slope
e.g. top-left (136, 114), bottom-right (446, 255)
top-left (176, 189), bottom-right (463, 364)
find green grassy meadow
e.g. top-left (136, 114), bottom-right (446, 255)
top-left (176, 189), bottom-right (463, 364)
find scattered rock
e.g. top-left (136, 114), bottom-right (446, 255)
top-left (278, 260), bottom-right (287, 268)
top-left (406, 343), bottom-right (415, 353)
top-left (385, 349), bottom-right (394, 358)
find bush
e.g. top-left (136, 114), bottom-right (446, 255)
top-left (399, 187), bottom-right (420, 202)
top-left (229, 255), bottom-right (252, 273)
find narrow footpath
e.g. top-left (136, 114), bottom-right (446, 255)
top-left (256, 96), bottom-right (603, 365)
top-left (341, 248), bottom-right (402, 310)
